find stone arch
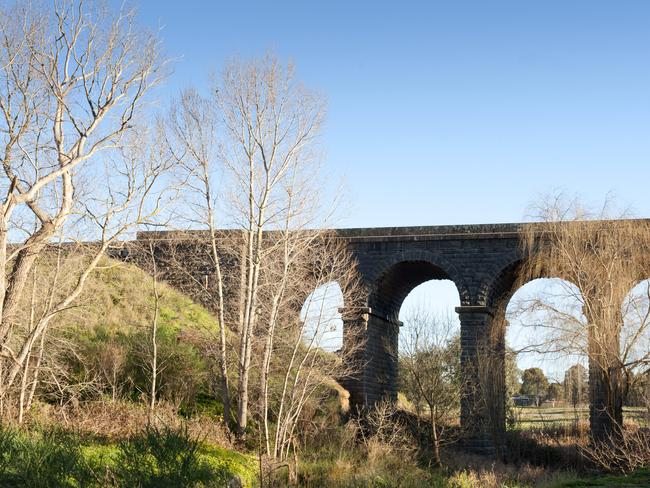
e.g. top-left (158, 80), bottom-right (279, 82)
top-left (344, 251), bottom-right (466, 407)
top-left (484, 257), bottom-right (582, 313)
top-left (482, 257), bottom-right (585, 366)
top-left (367, 250), bottom-right (468, 320)
top-left (483, 258), bottom-right (524, 311)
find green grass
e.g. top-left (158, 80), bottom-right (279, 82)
top-left (0, 425), bottom-right (257, 488)
top-left (200, 445), bottom-right (258, 488)
top-left (548, 468), bottom-right (650, 487)
top-left (511, 405), bottom-right (648, 429)
top-left (67, 259), bottom-right (220, 336)
top-left (43, 259), bottom-right (230, 412)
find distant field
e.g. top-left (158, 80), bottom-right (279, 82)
top-left (511, 404), bottom-right (649, 428)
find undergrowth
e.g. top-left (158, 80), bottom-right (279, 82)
top-left (0, 423), bottom-right (256, 487)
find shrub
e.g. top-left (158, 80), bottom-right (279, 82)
top-left (114, 424), bottom-right (213, 487)
top-left (123, 324), bottom-right (208, 409)
top-left (0, 426), bottom-right (96, 487)
top-left (580, 427), bottom-right (650, 473)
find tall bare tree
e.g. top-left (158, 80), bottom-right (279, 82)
top-left (215, 56), bottom-right (327, 437)
top-left (164, 55), bottom-right (334, 439)
top-left (158, 56), bottom-right (366, 477)
top-left (261, 233), bottom-right (363, 463)
top-left (146, 240), bottom-right (161, 424)
top-left (164, 87), bottom-right (233, 429)
top-left (0, 0), bottom-right (169, 412)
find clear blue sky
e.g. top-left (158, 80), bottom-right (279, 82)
top-left (134, 0), bottom-right (650, 227)
top-left (132, 1), bottom-right (650, 379)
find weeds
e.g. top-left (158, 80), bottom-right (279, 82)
top-left (115, 425), bottom-right (213, 487)
top-left (0, 423), bottom-right (252, 487)
top-left (0, 426), bottom-right (95, 487)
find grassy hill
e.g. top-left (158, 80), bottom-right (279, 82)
top-left (67, 260), bottom-right (219, 336)
top-left (10, 260), bottom-right (260, 487)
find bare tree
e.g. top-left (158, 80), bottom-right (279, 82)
top-left (400, 309), bottom-right (460, 466)
top-left (263, 234), bottom-right (363, 463)
top-left (158, 56), bottom-right (366, 477)
top-left (146, 241), bottom-right (161, 424)
top-left (0, 0), bottom-right (169, 415)
top-left (164, 88), bottom-right (233, 429)
top-left (163, 55), bottom-right (331, 440)
top-left (215, 56), bottom-right (326, 437)
top-left (518, 196), bottom-right (650, 442)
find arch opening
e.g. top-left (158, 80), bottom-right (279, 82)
top-left (366, 259), bottom-right (461, 408)
top-left (396, 276), bottom-right (461, 426)
top-left (300, 281), bottom-right (344, 352)
top-left (621, 279), bottom-right (650, 372)
top-left (399, 280), bottom-right (461, 351)
top-left (371, 260), bottom-right (455, 321)
top-left (621, 279), bottom-right (650, 424)
top-left (505, 277), bottom-right (588, 415)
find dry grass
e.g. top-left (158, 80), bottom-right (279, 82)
top-left (24, 399), bottom-right (232, 448)
top-left (442, 448), bottom-right (572, 487)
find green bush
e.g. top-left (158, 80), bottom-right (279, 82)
top-left (0, 426), bottom-right (96, 487)
top-left (122, 325), bottom-right (208, 408)
top-left (0, 424), bottom-right (254, 487)
top-left (114, 425), bottom-right (213, 487)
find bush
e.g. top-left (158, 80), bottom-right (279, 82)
top-left (0, 426), bottom-right (96, 487)
top-left (580, 427), bottom-right (650, 473)
top-left (114, 424), bottom-right (213, 487)
top-left (0, 423), bottom-right (254, 487)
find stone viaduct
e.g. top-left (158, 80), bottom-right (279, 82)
top-left (124, 221), bottom-right (640, 456)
